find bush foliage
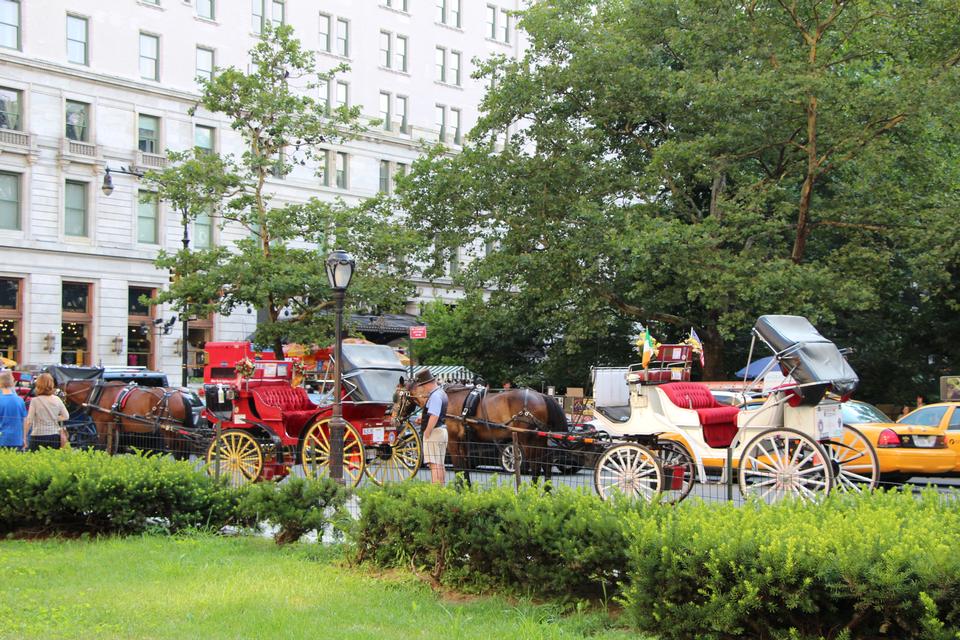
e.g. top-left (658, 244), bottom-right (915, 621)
top-left (0, 448), bottom-right (239, 535)
top-left (237, 476), bottom-right (349, 545)
top-left (355, 483), bottom-right (960, 639)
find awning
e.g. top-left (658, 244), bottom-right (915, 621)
top-left (413, 364), bottom-right (479, 384)
top-left (351, 313), bottom-right (421, 336)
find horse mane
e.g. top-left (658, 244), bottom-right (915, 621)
top-left (543, 393), bottom-right (569, 433)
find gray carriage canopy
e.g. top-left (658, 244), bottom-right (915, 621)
top-left (340, 344), bottom-right (406, 404)
top-left (753, 315), bottom-right (859, 399)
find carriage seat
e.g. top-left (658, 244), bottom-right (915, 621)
top-left (253, 386), bottom-right (318, 434)
top-left (658, 382), bottom-right (739, 448)
top-left (596, 405), bottom-right (631, 423)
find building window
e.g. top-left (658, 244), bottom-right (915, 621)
top-left (127, 286), bottom-right (155, 368)
top-left (0, 87), bottom-right (20, 130)
top-left (252, 0), bottom-right (283, 34)
top-left (451, 107), bottom-right (462, 145)
top-left (320, 150), bottom-right (330, 187)
top-left (435, 46), bottom-right (446, 83)
top-left (0, 278), bottom-right (21, 363)
top-left (318, 79), bottom-right (329, 112)
top-left (62, 282), bottom-right (92, 365)
top-left (64, 180), bottom-right (87, 237)
top-left (379, 30), bottom-right (391, 68)
top-left (194, 209), bottom-right (213, 248)
top-left (0, 0), bottom-right (19, 50)
top-left (435, 104), bottom-right (446, 142)
top-left (0, 171), bottom-right (19, 230)
top-left (65, 100), bottom-right (89, 142)
top-left (395, 35), bottom-right (408, 72)
top-left (335, 81), bottom-right (349, 108)
top-left (138, 114), bottom-right (160, 154)
top-left (379, 91), bottom-right (391, 131)
top-left (196, 47), bottom-right (214, 84)
top-left (139, 33), bottom-right (159, 81)
top-left (194, 125), bottom-right (214, 152)
top-left (318, 13), bottom-right (331, 52)
top-left (500, 8), bottom-right (511, 43)
top-left (396, 95), bottom-right (408, 134)
top-left (335, 18), bottom-right (349, 57)
top-left (450, 50), bottom-right (462, 86)
top-left (385, 0), bottom-right (408, 10)
top-left (379, 160), bottom-right (390, 194)
top-left (335, 152), bottom-right (348, 188)
top-left (393, 162), bottom-right (407, 189)
top-left (437, 0), bottom-right (461, 27)
top-left (137, 191), bottom-right (158, 244)
top-left (486, 5), bottom-right (496, 40)
top-left (197, 0), bottom-right (214, 20)
top-left (66, 14), bottom-right (88, 65)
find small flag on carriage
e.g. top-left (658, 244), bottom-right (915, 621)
top-left (638, 329), bottom-right (657, 369)
top-left (689, 328), bottom-right (706, 368)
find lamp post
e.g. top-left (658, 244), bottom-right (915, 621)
top-left (325, 249), bottom-right (355, 484)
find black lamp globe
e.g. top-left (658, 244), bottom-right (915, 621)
top-left (325, 249), bottom-right (355, 291)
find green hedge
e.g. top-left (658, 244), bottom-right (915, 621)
top-left (237, 476), bottom-right (350, 545)
top-left (0, 448), bottom-right (239, 535)
top-left (355, 483), bottom-right (960, 639)
top-left (352, 481), bottom-right (640, 598)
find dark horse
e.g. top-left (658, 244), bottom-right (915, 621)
top-left (393, 383), bottom-right (569, 484)
top-left (61, 379), bottom-right (196, 456)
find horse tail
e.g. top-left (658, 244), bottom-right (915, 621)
top-left (543, 393), bottom-right (569, 433)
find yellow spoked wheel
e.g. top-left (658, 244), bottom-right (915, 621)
top-left (364, 420), bottom-right (423, 485)
top-left (206, 429), bottom-right (263, 487)
top-left (301, 418), bottom-right (366, 487)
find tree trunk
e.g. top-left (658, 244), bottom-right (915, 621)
top-left (700, 325), bottom-right (726, 381)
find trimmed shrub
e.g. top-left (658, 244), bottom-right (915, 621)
top-left (0, 448), bottom-right (239, 535)
top-left (237, 477), bottom-right (349, 545)
top-left (353, 481), bottom-right (644, 598)
top-left (620, 490), bottom-right (960, 640)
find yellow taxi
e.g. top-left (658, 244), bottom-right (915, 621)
top-left (846, 401), bottom-right (957, 482)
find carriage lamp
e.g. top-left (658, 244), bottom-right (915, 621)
top-left (43, 331), bottom-right (56, 353)
top-left (112, 335), bottom-right (124, 355)
top-left (326, 249), bottom-right (355, 484)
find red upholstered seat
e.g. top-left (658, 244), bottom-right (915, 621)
top-left (253, 386), bottom-right (319, 434)
top-left (659, 382), bottom-right (740, 448)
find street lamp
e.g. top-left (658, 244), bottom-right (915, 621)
top-left (102, 165), bottom-right (189, 385)
top-left (325, 249), bottom-right (355, 484)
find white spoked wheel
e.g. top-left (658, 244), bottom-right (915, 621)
top-left (739, 428), bottom-right (833, 502)
top-left (655, 440), bottom-right (696, 505)
top-left (593, 443), bottom-right (664, 502)
top-left (822, 425), bottom-right (880, 492)
top-left (364, 420), bottom-right (423, 485)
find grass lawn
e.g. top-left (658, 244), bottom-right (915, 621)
top-left (0, 535), bottom-right (640, 639)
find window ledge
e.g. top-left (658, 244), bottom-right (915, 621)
top-left (379, 5), bottom-right (411, 16)
top-left (318, 50), bottom-right (351, 63)
top-left (194, 16), bottom-right (219, 25)
top-left (484, 36), bottom-right (512, 47)
top-left (136, 1), bottom-right (165, 11)
top-left (378, 65), bottom-right (411, 77)
top-left (433, 80), bottom-right (465, 91)
top-left (435, 22), bottom-right (465, 33)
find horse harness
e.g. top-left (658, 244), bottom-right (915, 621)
top-left (447, 386), bottom-right (549, 433)
top-left (83, 382), bottom-right (188, 436)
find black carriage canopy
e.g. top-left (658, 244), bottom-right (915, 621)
top-left (340, 343), bottom-right (407, 404)
top-left (42, 364), bottom-right (104, 386)
top-left (753, 315), bottom-right (859, 402)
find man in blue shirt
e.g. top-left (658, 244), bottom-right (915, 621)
top-left (411, 369), bottom-right (448, 485)
top-left (0, 371), bottom-right (27, 449)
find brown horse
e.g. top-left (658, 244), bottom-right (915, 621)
top-left (393, 383), bottom-right (569, 484)
top-left (61, 380), bottom-right (196, 456)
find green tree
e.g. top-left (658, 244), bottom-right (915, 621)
top-left (399, 0), bottom-right (960, 384)
top-left (145, 25), bottom-right (420, 357)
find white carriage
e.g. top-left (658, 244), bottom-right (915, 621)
top-left (588, 315), bottom-right (880, 502)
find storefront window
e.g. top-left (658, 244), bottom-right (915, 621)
top-left (61, 321), bottom-right (88, 365)
top-left (127, 285), bottom-right (156, 368)
top-left (61, 281), bottom-right (91, 365)
top-left (0, 278), bottom-right (20, 363)
top-left (127, 324), bottom-right (151, 367)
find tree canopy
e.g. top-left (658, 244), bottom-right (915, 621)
top-left (398, 0), bottom-right (960, 399)
top-left (145, 26), bottom-right (420, 356)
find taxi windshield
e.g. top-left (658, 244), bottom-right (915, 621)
top-left (841, 401), bottom-right (891, 424)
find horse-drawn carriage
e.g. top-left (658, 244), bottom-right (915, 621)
top-left (586, 315), bottom-right (879, 502)
top-left (202, 341), bottom-right (421, 487)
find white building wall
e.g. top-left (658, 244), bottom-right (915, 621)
top-left (0, 0), bottom-right (525, 378)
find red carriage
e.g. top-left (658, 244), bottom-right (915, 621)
top-left (202, 341), bottom-right (421, 487)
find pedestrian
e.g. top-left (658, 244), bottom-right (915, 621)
top-left (898, 405), bottom-right (911, 419)
top-left (916, 395), bottom-right (925, 409)
top-left (22, 373), bottom-right (70, 451)
top-left (502, 380), bottom-right (512, 389)
top-left (0, 371), bottom-right (27, 450)
top-left (409, 368), bottom-right (448, 485)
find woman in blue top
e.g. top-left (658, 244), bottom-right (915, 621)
top-left (0, 371), bottom-right (27, 449)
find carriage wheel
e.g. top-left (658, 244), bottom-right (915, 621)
top-left (205, 429), bottom-right (263, 487)
top-left (301, 418), bottom-right (366, 488)
top-left (593, 443), bottom-right (664, 502)
top-left (364, 420), bottom-right (422, 485)
top-left (739, 428), bottom-right (833, 502)
top-left (655, 440), bottom-right (696, 504)
top-left (822, 426), bottom-right (879, 492)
